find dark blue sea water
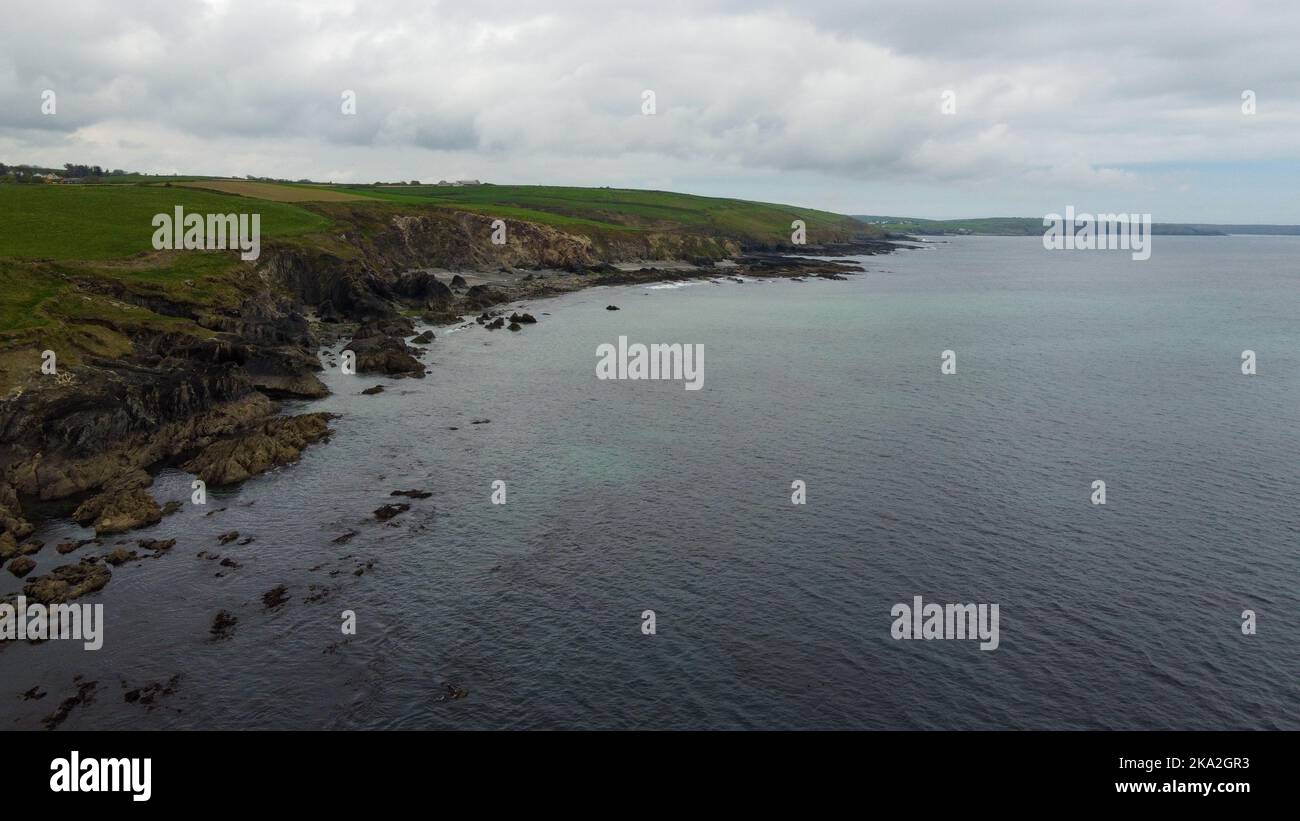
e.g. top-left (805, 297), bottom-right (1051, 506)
top-left (3, 235), bottom-right (1298, 729)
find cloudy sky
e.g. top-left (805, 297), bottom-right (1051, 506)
top-left (3, 0), bottom-right (1299, 222)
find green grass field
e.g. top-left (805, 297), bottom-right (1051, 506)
top-left (0, 180), bottom-right (874, 355)
top-left (0, 184), bottom-right (329, 260)
top-left (341, 184), bottom-right (861, 241)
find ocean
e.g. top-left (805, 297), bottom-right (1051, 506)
top-left (3, 235), bottom-right (1298, 729)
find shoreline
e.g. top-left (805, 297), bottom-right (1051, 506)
top-left (0, 239), bottom-right (904, 614)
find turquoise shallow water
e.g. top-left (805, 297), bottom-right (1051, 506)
top-left (3, 235), bottom-right (1298, 729)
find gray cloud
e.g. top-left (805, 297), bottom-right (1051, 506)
top-left (1, 0), bottom-right (1297, 220)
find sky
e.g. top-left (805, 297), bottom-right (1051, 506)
top-left (2, 0), bottom-right (1299, 222)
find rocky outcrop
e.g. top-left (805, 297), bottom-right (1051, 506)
top-left (104, 547), bottom-right (140, 566)
top-left (241, 349), bottom-right (328, 398)
top-left (0, 357), bottom-right (273, 502)
top-left (345, 319), bottom-right (424, 377)
top-left (183, 412), bottom-right (335, 486)
top-left (463, 285), bottom-right (504, 311)
top-left (24, 561), bottom-right (112, 604)
top-left (71, 469), bottom-right (162, 536)
top-left (0, 482), bottom-right (33, 544)
top-left (393, 271), bottom-right (454, 310)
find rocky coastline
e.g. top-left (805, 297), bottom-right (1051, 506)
top-left (0, 220), bottom-right (901, 602)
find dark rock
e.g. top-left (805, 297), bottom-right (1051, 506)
top-left (508, 322), bottom-right (522, 331)
top-left (463, 284), bottom-right (504, 310)
top-left (361, 385), bottom-right (385, 395)
top-left (7, 556), bottom-right (36, 577)
top-left (392, 270), bottom-right (453, 309)
top-left (217, 531), bottom-right (240, 545)
top-left (344, 319), bottom-right (425, 378)
top-left (161, 500), bottom-right (183, 516)
top-left (332, 530), bottom-right (358, 544)
top-left (104, 547), bottom-right (139, 566)
top-left (262, 585), bottom-right (290, 611)
top-left (606, 305), bottom-right (619, 310)
top-left (123, 674), bottom-right (181, 708)
top-left (138, 538), bottom-right (175, 552)
top-left (42, 679), bottom-right (97, 730)
top-left (210, 610), bottom-right (237, 641)
top-left (412, 330), bottom-right (435, 344)
top-left (373, 503), bottom-right (410, 521)
top-left (390, 489), bottom-right (432, 499)
top-left (450, 275), bottom-right (467, 288)
top-left (436, 682), bottom-right (469, 702)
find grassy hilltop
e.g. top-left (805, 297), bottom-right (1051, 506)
top-left (0, 179), bottom-right (876, 384)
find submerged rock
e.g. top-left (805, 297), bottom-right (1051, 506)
top-left (436, 682), bottom-right (469, 702)
top-left (373, 503), bottom-right (410, 521)
top-left (210, 610), bottom-right (237, 641)
top-left (123, 674), bottom-right (182, 708)
top-left (103, 547), bottom-right (139, 566)
top-left (262, 585), bottom-right (290, 611)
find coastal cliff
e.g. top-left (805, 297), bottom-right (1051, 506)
top-left (0, 191), bottom-right (895, 561)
